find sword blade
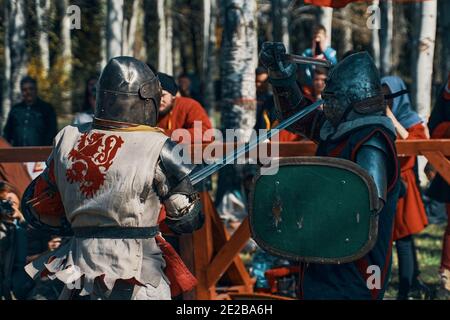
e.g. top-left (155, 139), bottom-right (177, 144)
top-left (283, 54), bottom-right (332, 68)
top-left (190, 99), bottom-right (323, 185)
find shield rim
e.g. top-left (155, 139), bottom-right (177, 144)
top-left (21, 177), bottom-right (73, 237)
top-left (248, 156), bottom-right (379, 264)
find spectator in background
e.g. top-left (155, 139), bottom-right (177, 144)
top-left (300, 24), bottom-right (337, 87)
top-left (3, 76), bottom-right (57, 147)
top-left (177, 73), bottom-right (204, 106)
top-left (72, 76), bottom-right (97, 125)
top-left (0, 181), bottom-right (33, 300)
top-left (312, 67), bottom-right (328, 101)
top-left (157, 73), bottom-right (212, 144)
top-left (303, 25), bottom-right (337, 64)
top-left (382, 76), bottom-right (430, 300)
top-left (426, 72), bottom-right (450, 299)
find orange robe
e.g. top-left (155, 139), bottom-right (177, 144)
top-left (158, 96), bottom-right (213, 144)
top-left (393, 123), bottom-right (428, 240)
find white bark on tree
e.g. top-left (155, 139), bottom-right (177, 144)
top-left (36, 0), bottom-right (51, 77)
top-left (216, 0), bottom-right (258, 214)
top-left (413, 0), bottom-right (437, 121)
top-left (61, 0), bottom-right (72, 76)
top-left (220, 0), bottom-right (257, 140)
top-left (370, 0), bottom-right (380, 69)
top-left (100, 1), bottom-right (107, 67)
top-left (318, 7), bottom-right (333, 47)
top-left (157, 0), bottom-right (166, 71)
top-left (158, 0), bottom-right (173, 74)
top-left (136, 1), bottom-right (147, 61)
top-left (340, 6), bottom-right (353, 54)
top-left (106, 0), bottom-right (124, 60)
top-left (2, 2), bottom-right (11, 129)
top-left (61, 0), bottom-right (73, 114)
top-left (380, 0), bottom-right (393, 76)
top-left (125, 0), bottom-right (140, 57)
top-left (440, 0), bottom-right (450, 78)
top-left (271, 0), bottom-right (290, 52)
top-left (202, 0), bottom-right (217, 117)
top-left (165, 0), bottom-right (173, 74)
top-left (9, 0), bottom-right (27, 107)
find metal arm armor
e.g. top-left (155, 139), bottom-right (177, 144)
top-left (355, 134), bottom-right (390, 212)
top-left (156, 140), bottom-right (203, 234)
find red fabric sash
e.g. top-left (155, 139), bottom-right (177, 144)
top-left (155, 235), bottom-right (197, 297)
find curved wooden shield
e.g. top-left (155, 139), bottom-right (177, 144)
top-left (249, 157), bottom-right (379, 264)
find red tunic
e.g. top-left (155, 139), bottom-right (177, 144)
top-left (393, 123), bottom-right (429, 240)
top-left (157, 96), bottom-right (213, 144)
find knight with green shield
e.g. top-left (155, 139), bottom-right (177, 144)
top-left (255, 42), bottom-right (401, 300)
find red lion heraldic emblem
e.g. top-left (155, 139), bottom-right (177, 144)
top-left (66, 132), bottom-right (124, 198)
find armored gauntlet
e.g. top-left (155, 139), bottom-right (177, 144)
top-left (259, 42), bottom-right (323, 140)
top-left (154, 140), bottom-right (204, 234)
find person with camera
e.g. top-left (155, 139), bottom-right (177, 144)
top-left (0, 181), bottom-right (32, 300)
top-left (299, 25), bottom-right (337, 87)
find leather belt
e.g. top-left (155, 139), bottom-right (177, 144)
top-left (72, 226), bottom-right (159, 239)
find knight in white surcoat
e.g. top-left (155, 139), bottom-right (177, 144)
top-left (21, 57), bottom-right (203, 300)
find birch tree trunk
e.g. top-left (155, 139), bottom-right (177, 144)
top-left (380, 0), bottom-right (393, 76)
top-left (123, 19), bottom-right (129, 57)
top-left (125, 0), bottom-right (140, 57)
top-left (413, 0), bottom-right (437, 121)
top-left (216, 0), bottom-right (258, 210)
top-left (1, 2), bottom-right (12, 130)
top-left (317, 7), bottom-right (333, 46)
top-left (340, 6), bottom-right (353, 54)
top-left (440, 0), bottom-right (450, 78)
top-left (136, 1), bottom-right (147, 61)
top-left (36, 0), bottom-right (51, 77)
top-left (106, 0), bottom-right (124, 60)
top-left (100, 1), bottom-right (107, 67)
top-left (220, 0), bottom-right (257, 140)
top-left (9, 0), bottom-right (28, 107)
top-left (202, 0), bottom-right (218, 117)
top-left (60, 0), bottom-right (73, 114)
top-left (157, 0), bottom-right (173, 74)
top-left (271, 0), bottom-right (290, 52)
top-left (370, 0), bottom-right (380, 69)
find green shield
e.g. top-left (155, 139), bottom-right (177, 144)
top-left (249, 157), bottom-right (379, 264)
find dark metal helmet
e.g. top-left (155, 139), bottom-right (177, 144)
top-left (322, 52), bottom-right (385, 127)
top-left (95, 56), bottom-right (161, 126)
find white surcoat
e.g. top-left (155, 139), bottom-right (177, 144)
top-left (26, 122), bottom-right (170, 296)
